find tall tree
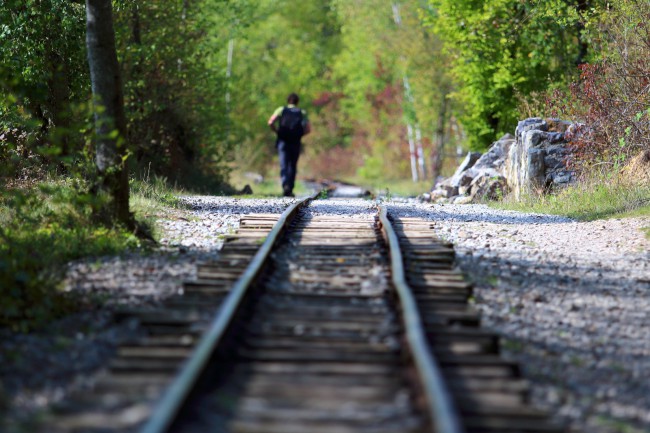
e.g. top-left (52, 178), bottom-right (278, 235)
top-left (85, 0), bottom-right (131, 226)
top-left (427, 0), bottom-right (592, 149)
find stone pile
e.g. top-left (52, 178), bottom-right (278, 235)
top-left (426, 117), bottom-right (576, 203)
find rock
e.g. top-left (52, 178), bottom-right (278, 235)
top-left (435, 135), bottom-right (514, 202)
top-left (474, 134), bottom-right (515, 171)
top-left (448, 152), bottom-right (482, 187)
top-left (505, 118), bottom-right (576, 200)
top-left (470, 170), bottom-right (508, 201)
top-left (453, 195), bottom-right (473, 204)
top-left (440, 184), bottom-right (458, 198)
top-left (515, 117), bottom-right (548, 140)
top-left (431, 188), bottom-right (449, 199)
top-left (430, 117), bottom-right (576, 203)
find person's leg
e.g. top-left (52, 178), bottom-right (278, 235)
top-left (285, 141), bottom-right (301, 195)
top-left (277, 140), bottom-right (292, 196)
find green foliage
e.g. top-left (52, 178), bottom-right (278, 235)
top-left (113, 1), bottom-right (231, 185)
top-left (425, 0), bottom-right (595, 149)
top-left (0, 0), bottom-right (89, 172)
top-left (542, 0), bottom-right (650, 170)
top-left (1, 0), bottom-right (235, 191)
top-left (331, 0), bottom-right (398, 120)
top-left (0, 180), bottom-right (141, 331)
top-left (210, 0), bottom-right (342, 172)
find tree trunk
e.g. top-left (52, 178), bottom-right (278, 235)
top-left (432, 96), bottom-right (448, 179)
top-left (85, 0), bottom-right (132, 227)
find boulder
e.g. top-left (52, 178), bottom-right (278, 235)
top-left (474, 134), bottom-right (515, 171)
top-left (504, 118), bottom-right (575, 199)
top-left (452, 195), bottom-right (473, 205)
top-left (469, 170), bottom-right (508, 201)
top-left (448, 152), bottom-right (482, 187)
top-left (428, 117), bottom-right (576, 203)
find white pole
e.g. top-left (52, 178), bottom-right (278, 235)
top-left (407, 123), bottom-right (418, 182)
top-left (226, 38), bottom-right (234, 108)
top-left (393, 5), bottom-right (421, 183)
top-left (415, 124), bottom-right (426, 179)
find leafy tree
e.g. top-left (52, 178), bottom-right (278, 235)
top-left (426, 0), bottom-right (594, 149)
top-left (545, 0), bottom-right (650, 170)
top-left (85, 0), bottom-right (131, 226)
top-left (0, 0), bottom-right (88, 164)
top-left (205, 0), bottom-right (342, 172)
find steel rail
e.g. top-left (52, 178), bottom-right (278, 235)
top-left (140, 192), bottom-right (320, 433)
top-left (378, 206), bottom-right (465, 433)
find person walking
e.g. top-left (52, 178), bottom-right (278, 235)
top-left (267, 93), bottom-right (311, 197)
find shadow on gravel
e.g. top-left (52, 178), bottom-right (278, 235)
top-left (457, 251), bottom-right (650, 433)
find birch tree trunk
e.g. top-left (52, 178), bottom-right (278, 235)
top-left (85, 0), bottom-right (131, 226)
top-left (432, 96), bottom-right (448, 179)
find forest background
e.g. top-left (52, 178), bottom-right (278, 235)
top-left (1, 0), bottom-right (649, 329)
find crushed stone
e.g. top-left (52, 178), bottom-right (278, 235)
top-left (388, 200), bottom-right (650, 433)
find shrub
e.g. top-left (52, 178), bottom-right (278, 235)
top-left (545, 0), bottom-right (650, 172)
top-left (0, 181), bottom-right (140, 331)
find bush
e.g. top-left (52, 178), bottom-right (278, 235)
top-left (545, 0), bottom-right (650, 172)
top-left (0, 181), bottom-right (141, 331)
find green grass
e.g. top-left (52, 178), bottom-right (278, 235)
top-left (130, 175), bottom-right (187, 240)
top-left (0, 176), bottom-right (182, 331)
top-left (495, 177), bottom-right (650, 221)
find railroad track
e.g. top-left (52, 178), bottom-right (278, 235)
top-left (45, 193), bottom-right (565, 433)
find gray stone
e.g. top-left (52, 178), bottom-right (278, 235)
top-left (470, 170), bottom-right (508, 201)
top-left (449, 152), bottom-right (482, 187)
top-left (527, 148), bottom-right (546, 190)
top-left (552, 171), bottom-right (573, 184)
top-left (452, 195), bottom-right (473, 204)
top-left (505, 117), bottom-right (576, 199)
top-left (516, 118), bottom-right (548, 140)
top-left (524, 130), bottom-right (549, 148)
top-left (433, 117), bottom-right (576, 203)
top-left (441, 184), bottom-right (458, 197)
top-left (431, 188), bottom-right (449, 200)
top-left (474, 134), bottom-right (515, 171)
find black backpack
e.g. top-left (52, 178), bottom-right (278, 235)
top-left (277, 106), bottom-right (304, 141)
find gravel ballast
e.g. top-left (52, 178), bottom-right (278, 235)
top-left (1, 196), bottom-right (648, 433)
top-left (389, 201), bottom-right (650, 433)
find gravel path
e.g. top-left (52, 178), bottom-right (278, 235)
top-left (1, 196), bottom-right (648, 433)
top-left (389, 201), bottom-right (650, 433)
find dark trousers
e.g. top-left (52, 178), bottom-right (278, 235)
top-left (277, 139), bottom-right (301, 194)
